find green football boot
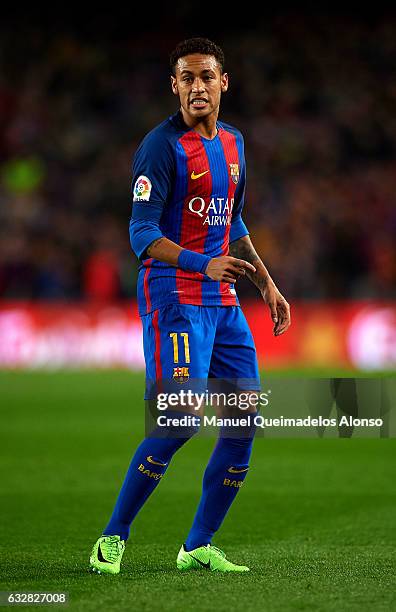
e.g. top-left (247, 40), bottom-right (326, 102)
top-left (89, 535), bottom-right (125, 575)
top-left (177, 544), bottom-right (249, 572)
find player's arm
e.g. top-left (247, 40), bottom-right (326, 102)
top-left (145, 236), bottom-right (256, 283)
top-left (228, 133), bottom-right (290, 336)
top-left (229, 235), bottom-right (291, 336)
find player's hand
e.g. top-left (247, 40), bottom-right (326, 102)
top-left (262, 280), bottom-right (291, 336)
top-left (205, 257), bottom-right (256, 283)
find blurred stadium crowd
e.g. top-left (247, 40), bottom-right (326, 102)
top-left (1, 14), bottom-right (395, 301)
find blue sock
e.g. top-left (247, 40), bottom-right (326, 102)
top-left (184, 419), bottom-right (256, 552)
top-left (104, 415), bottom-right (198, 541)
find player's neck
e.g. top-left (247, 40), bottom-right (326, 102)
top-left (180, 108), bottom-right (218, 140)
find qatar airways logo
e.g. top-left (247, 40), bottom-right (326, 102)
top-left (188, 197), bottom-right (234, 226)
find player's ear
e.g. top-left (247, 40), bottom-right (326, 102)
top-left (171, 75), bottom-right (178, 95)
top-left (221, 72), bottom-right (229, 93)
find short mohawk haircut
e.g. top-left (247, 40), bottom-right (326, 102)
top-left (169, 37), bottom-right (225, 75)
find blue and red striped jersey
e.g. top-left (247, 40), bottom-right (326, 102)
top-left (130, 111), bottom-right (249, 316)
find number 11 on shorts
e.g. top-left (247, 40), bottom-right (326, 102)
top-left (169, 332), bottom-right (190, 364)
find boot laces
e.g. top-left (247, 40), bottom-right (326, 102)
top-left (103, 536), bottom-right (122, 562)
top-left (210, 545), bottom-right (226, 558)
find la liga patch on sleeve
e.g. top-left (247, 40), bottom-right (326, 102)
top-left (133, 176), bottom-right (152, 202)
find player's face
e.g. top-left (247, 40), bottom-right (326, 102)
top-left (171, 54), bottom-right (228, 121)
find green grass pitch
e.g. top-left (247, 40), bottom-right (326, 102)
top-left (1, 371), bottom-right (395, 611)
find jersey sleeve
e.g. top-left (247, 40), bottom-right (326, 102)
top-left (129, 130), bottom-right (174, 259)
top-left (230, 134), bottom-right (249, 243)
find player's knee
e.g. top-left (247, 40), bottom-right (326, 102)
top-left (219, 411), bottom-right (259, 442)
top-left (167, 410), bottom-right (200, 440)
top-left (216, 416), bottom-right (258, 464)
top-left (149, 411), bottom-right (200, 442)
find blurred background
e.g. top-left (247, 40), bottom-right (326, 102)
top-left (2, 14), bottom-right (395, 607)
top-left (0, 9), bottom-right (395, 371)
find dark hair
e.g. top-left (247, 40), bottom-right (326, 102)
top-left (169, 37), bottom-right (225, 75)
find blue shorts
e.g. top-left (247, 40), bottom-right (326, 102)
top-left (141, 304), bottom-right (260, 398)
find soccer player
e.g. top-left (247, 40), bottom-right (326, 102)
top-left (89, 37), bottom-right (290, 574)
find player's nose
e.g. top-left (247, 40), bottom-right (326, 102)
top-left (191, 78), bottom-right (205, 92)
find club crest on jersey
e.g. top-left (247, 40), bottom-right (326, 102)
top-left (229, 163), bottom-right (239, 184)
top-left (133, 175), bottom-right (152, 202)
top-left (173, 367), bottom-right (190, 383)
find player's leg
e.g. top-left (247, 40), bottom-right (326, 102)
top-left (90, 304), bottom-right (214, 574)
top-left (178, 306), bottom-right (260, 572)
top-left (90, 417), bottom-right (198, 574)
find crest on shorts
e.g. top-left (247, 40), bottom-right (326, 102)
top-left (173, 367), bottom-right (190, 383)
top-left (229, 163), bottom-right (239, 184)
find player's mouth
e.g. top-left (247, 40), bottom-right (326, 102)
top-left (190, 98), bottom-right (209, 108)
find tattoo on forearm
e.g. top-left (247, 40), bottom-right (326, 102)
top-left (229, 238), bottom-right (269, 293)
top-left (147, 237), bottom-right (165, 257)
top-left (229, 239), bottom-right (260, 265)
